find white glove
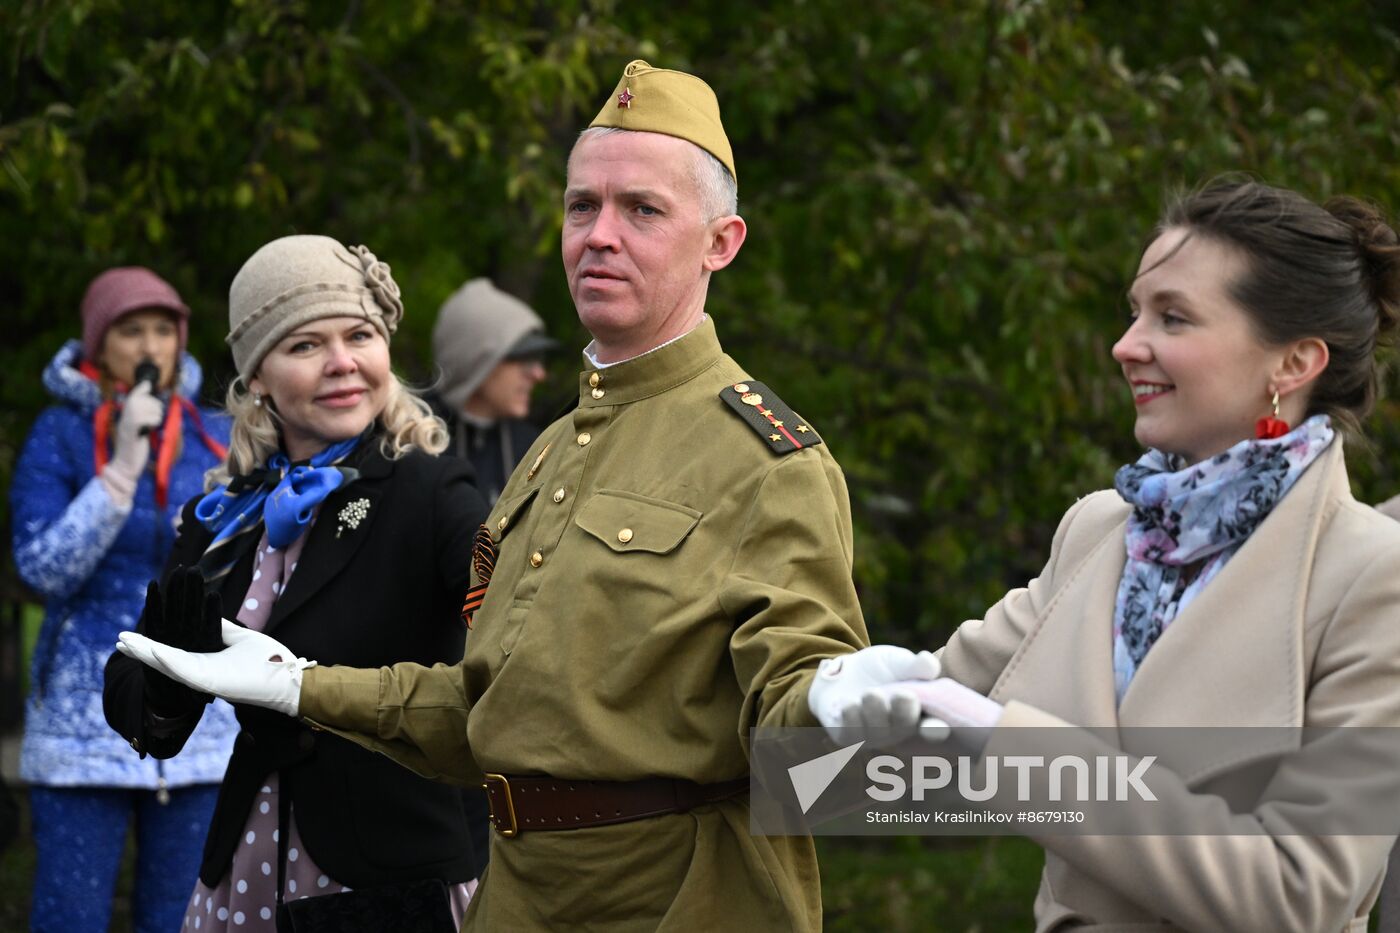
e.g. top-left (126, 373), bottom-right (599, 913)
top-left (807, 645), bottom-right (949, 745)
top-left (116, 619), bottom-right (313, 717)
top-left (102, 381), bottom-right (164, 502)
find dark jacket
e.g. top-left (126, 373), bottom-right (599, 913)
top-left (104, 443), bottom-right (488, 889)
top-left (425, 391), bottom-right (540, 505)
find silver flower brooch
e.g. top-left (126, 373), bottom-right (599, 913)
top-left (337, 498), bottom-right (371, 538)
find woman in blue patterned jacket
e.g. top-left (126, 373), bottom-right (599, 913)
top-left (10, 267), bottom-right (237, 933)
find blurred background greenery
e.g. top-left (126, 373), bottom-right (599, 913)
top-left (2, 0), bottom-right (1399, 928)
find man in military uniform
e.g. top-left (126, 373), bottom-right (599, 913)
top-left (117, 60), bottom-right (938, 930)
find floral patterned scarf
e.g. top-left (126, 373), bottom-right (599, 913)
top-left (1111, 414), bottom-right (1335, 703)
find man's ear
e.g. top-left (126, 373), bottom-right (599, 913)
top-left (703, 214), bottom-right (747, 272)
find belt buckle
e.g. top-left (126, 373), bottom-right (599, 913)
top-left (482, 773), bottom-right (519, 838)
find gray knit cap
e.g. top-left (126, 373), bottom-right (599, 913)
top-left (227, 234), bottom-right (404, 381)
top-left (432, 278), bottom-right (551, 411)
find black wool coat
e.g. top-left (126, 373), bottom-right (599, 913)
top-left (104, 444), bottom-right (488, 888)
top-left (424, 390), bottom-right (542, 505)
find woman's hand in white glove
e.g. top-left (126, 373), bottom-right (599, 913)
top-left (116, 619), bottom-right (314, 717)
top-left (102, 381), bottom-right (164, 502)
top-left (807, 645), bottom-right (949, 746)
top-left (112, 380), bottom-right (163, 473)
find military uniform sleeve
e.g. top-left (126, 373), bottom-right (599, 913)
top-left (721, 449), bottom-right (870, 747)
top-left (300, 660), bottom-right (481, 787)
top-left (939, 490), bottom-right (1119, 694)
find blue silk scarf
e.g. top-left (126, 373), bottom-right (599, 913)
top-left (196, 435), bottom-right (362, 563)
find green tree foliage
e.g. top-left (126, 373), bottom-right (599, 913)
top-left (3, 0), bottom-right (1399, 647)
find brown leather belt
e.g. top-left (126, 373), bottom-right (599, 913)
top-left (481, 773), bottom-right (749, 837)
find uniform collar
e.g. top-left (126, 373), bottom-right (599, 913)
top-left (582, 314), bottom-right (707, 370)
top-left (576, 315), bottom-right (723, 407)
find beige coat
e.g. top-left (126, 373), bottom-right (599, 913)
top-left (1369, 494), bottom-right (1400, 933)
top-left (300, 317), bottom-right (869, 931)
top-left (940, 440), bottom-right (1400, 932)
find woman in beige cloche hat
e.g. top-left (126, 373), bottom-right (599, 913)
top-left (105, 235), bottom-right (489, 932)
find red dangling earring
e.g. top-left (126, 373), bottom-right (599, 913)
top-left (1255, 388), bottom-right (1289, 439)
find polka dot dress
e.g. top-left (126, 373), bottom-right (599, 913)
top-left (179, 527), bottom-right (476, 932)
top-left (182, 776), bottom-right (347, 930)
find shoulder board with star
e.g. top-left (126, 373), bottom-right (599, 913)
top-left (719, 381), bottom-right (824, 455)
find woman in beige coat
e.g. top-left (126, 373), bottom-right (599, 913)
top-left (812, 179), bottom-right (1400, 932)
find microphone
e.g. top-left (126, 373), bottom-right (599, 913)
top-left (134, 358), bottom-right (160, 390)
top-left (133, 358), bottom-right (162, 437)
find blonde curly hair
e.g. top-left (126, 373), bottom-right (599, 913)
top-left (205, 375), bottom-right (448, 490)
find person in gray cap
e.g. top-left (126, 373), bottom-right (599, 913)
top-left (427, 278), bottom-right (558, 503)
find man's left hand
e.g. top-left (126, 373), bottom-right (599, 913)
top-left (807, 645), bottom-right (950, 745)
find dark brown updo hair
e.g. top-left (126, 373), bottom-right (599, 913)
top-left (1158, 178), bottom-right (1400, 434)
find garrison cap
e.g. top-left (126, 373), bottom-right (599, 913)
top-left (589, 59), bottom-right (736, 185)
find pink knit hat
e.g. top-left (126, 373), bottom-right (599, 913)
top-left (80, 267), bottom-right (190, 362)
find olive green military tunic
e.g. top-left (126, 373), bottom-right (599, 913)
top-left (301, 316), bottom-right (869, 930)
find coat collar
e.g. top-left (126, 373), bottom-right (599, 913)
top-left (993, 440), bottom-right (1349, 783)
top-left (574, 316), bottom-right (723, 408)
top-left (991, 514), bottom-right (1125, 729)
top-left (263, 441), bottom-right (392, 632)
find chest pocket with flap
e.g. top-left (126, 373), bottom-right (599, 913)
top-left (575, 489), bottom-right (701, 555)
top-left (489, 486), bottom-right (540, 546)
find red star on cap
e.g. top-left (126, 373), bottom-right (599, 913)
top-left (618, 87), bottom-right (634, 108)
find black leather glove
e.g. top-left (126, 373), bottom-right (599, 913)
top-left (140, 565), bottom-right (223, 715)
